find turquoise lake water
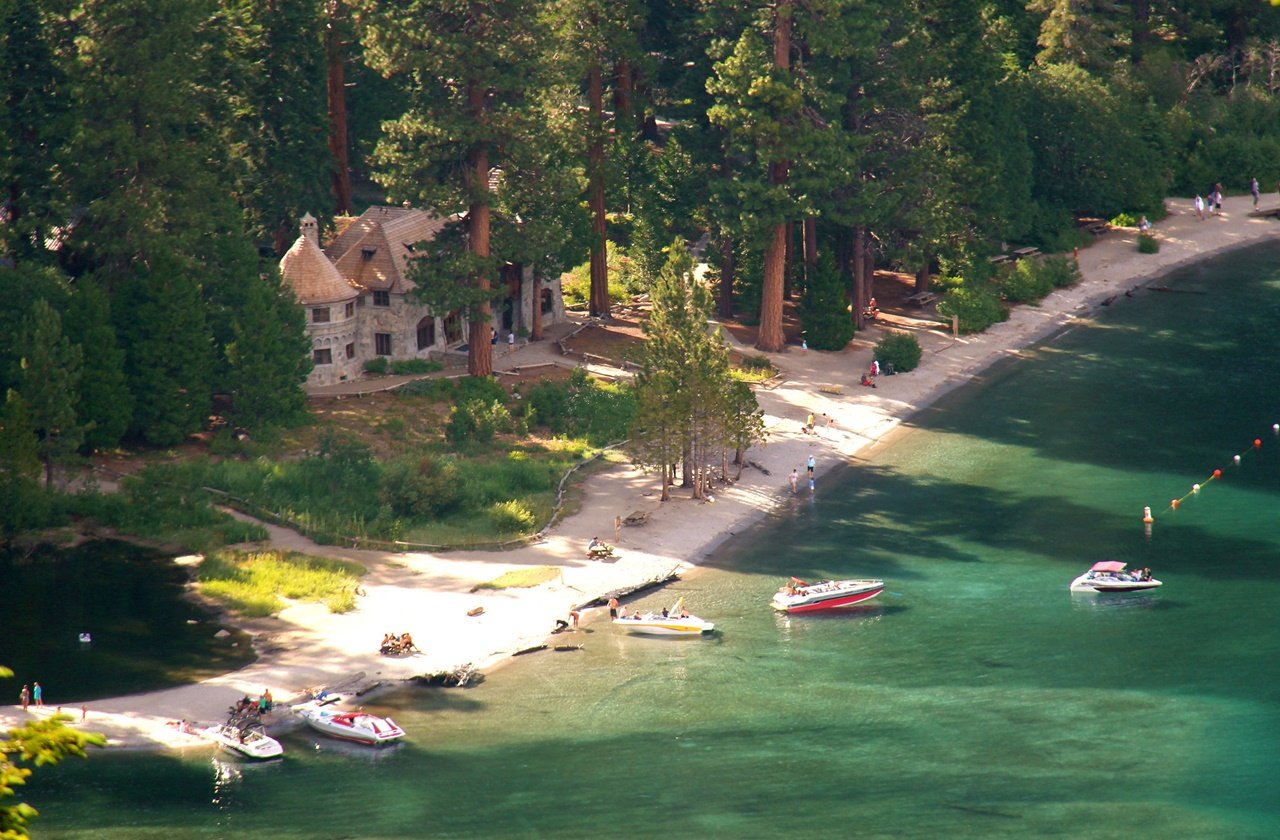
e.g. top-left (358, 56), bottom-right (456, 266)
top-left (28, 242), bottom-right (1280, 839)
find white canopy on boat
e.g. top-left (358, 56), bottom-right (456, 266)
top-left (1089, 561), bottom-right (1127, 572)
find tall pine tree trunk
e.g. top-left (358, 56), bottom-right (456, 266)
top-left (326, 0), bottom-right (352, 216)
top-left (852, 224), bottom-right (869, 327)
top-left (783, 220), bottom-right (794, 301)
top-left (588, 58), bottom-right (609, 318)
top-left (614, 57), bottom-right (633, 131)
top-left (803, 216), bottom-right (818, 289)
top-left (466, 85), bottom-right (493, 378)
top-left (755, 1), bottom-right (793, 353)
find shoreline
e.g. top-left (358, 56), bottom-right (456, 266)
top-left (3, 195), bottom-right (1276, 753)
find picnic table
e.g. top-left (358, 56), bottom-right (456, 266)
top-left (1012, 246), bottom-right (1041, 258)
top-left (905, 291), bottom-right (937, 307)
top-left (624, 510), bottom-right (650, 526)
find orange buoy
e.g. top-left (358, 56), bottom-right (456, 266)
top-left (1254, 439), bottom-right (1262, 448)
top-left (1213, 469), bottom-right (1222, 478)
top-left (1171, 499), bottom-right (1180, 509)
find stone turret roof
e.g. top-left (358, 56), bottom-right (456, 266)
top-left (328, 206), bottom-right (447, 295)
top-left (280, 223), bottom-right (357, 305)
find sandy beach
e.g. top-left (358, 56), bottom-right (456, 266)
top-left (4, 194), bottom-right (1276, 752)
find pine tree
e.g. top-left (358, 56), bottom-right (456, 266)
top-left (0, 0), bottom-right (67, 263)
top-left (225, 0), bottom-right (333, 254)
top-left (0, 390), bottom-right (49, 537)
top-left (358, 0), bottom-right (550, 377)
top-left (16, 299), bottom-right (83, 488)
top-left (799, 253), bottom-right (855, 351)
top-left (224, 271), bottom-right (312, 428)
top-left (63, 281), bottom-right (132, 451)
top-left (113, 253), bottom-right (215, 447)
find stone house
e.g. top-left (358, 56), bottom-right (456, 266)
top-left (280, 206), bottom-right (565, 387)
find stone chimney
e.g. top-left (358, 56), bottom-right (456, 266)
top-left (300, 212), bottom-right (318, 246)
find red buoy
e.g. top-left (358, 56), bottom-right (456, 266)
top-left (1213, 469), bottom-right (1222, 478)
top-left (1171, 499), bottom-right (1180, 509)
top-left (1255, 439), bottom-right (1262, 448)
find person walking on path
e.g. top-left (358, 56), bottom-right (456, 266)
top-left (20, 684), bottom-right (30, 711)
top-left (1251, 177), bottom-right (1261, 208)
top-left (789, 469), bottom-right (799, 494)
top-left (33, 682), bottom-right (43, 707)
top-left (1194, 195), bottom-right (1205, 220)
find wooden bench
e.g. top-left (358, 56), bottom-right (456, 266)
top-left (989, 254), bottom-right (1011, 264)
top-left (1012, 246), bottom-right (1041, 259)
top-left (623, 510), bottom-right (650, 527)
top-left (1086, 223), bottom-right (1109, 237)
top-left (905, 291), bottom-right (937, 307)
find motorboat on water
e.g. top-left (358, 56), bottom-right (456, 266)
top-left (613, 597), bottom-right (714, 636)
top-left (199, 719), bottom-right (284, 760)
top-left (296, 705), bottom-right (406, 746)
top-left (771, 577), bottom-right (884, 613)
top-left (1069, 561), bottom-right (1162, 593)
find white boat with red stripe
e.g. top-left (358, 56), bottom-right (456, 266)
top-left (1069, 561), bottom-right (1161, 593)
top-left (297, 706), bottom-right (405, 746)
top-left (771, 577), bottom-right (885, 613)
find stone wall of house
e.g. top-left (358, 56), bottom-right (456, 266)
top-left (305, 304), bottom-right (360, 386)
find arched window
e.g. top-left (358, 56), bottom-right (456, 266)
top-left (417, 317), bottom-right (436, 350)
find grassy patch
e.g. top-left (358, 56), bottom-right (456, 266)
top-left (471, 565), bottom-right (561, 591)
top-left (197, 550), bottom-right (366, 617)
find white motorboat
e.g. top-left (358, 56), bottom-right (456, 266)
top-left (613, 598), bottom-right (714, 636)
top-left (297, 706), bottom-right (405, 746)
top-left (770, 577), bottom-right (884, 613)
top-left (1070, 561), bottom-right (1162, 593)
top-left (199, 720), bottom-right (284, 760)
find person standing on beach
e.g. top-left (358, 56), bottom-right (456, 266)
top-left (1251, 177), bottom-right (1260, 208)
top-left (19, 684), bottom-right (30, 711)
top-left (33, 682), bottom-right (43, 707)
top-left (806, 454), bottom-right (816, 476)
top-left (789, 469), bottom-right (799, 493)
top-left (608, 597), bottom-right (619, 619)
top-left (1194, 195), bottom-right (1205, 220)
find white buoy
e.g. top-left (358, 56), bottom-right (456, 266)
top-left (1273, 423), bottom-right (1279, 432)
top-left (78, 633), bottom-right (92, 643)
top-left (1192, 483), bottom-right (1200, 493)
top-left (1142, 506), bottom-right (1154, 524)
top-left (1233, 454), bottom-right (1241, 464)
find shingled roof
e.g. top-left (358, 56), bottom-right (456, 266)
top-left (327, 205), bottom-right (448, 295)
top-left (281, 214), bottom-right (358, 305)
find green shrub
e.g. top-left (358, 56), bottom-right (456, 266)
top-left (379, 456), bottom-right (461, 517)
top-left (363, 357), bottom-right (388, 374)
top-left (1110, 211), bottom-right (1139, 227)
top-left (446, 398), bottom-right (514, 444)
top-left (996, 260), bottom-right (1054, 303)
top-left (454, 375), bottom-right (508, 405)
top-left (740, 354), bottom-right (772, 372)
top-left (1137, 233), bottom-right (1160, 253)
top-left (488, 499), bottom-right (536, 533)
top-left (390, 358), bottom-right (443, 375)
top-left (800, 253), bottom-right (856, 350)
top-left (525, 367), bottom-right (635, 444)
top-left (937, 287), bottom-right (1008, 334)
top-left (874, 332), bottom-right (923, 373)
top-left (1040, 255), bottom-right (1082, 288)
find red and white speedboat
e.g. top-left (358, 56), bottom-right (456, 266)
top-left (1070, 561), bottom-right (1161, 593)
top-left (771, 577), bottom-right (884, 613)
top-left (297, 706), bottom-right (405, 746)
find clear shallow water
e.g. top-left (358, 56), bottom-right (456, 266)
top-left (30, 243), bottom-right (1280, 839)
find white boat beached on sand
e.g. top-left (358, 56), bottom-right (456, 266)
top-left (613, 598), bottom-right (714, 636)
top-left (1069, 561), bottom-right (1162, 593)
top-left (297, 706), bottom-right (406, 746)
top-left (199, 720), bottom-right (284, 760)
top-left (771, 577), bottom-right (884, 613)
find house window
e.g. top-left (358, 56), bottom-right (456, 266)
top-left (345, 343), bottom-right (355, 359)
top-left (416, 317), bottom-right (436, 350)
top-left (361, 247), bottom-right (376, 261)
top-left (345, 302), bottom-right (355, 318)
top-left (313, 348), bottom-right (332, 365)
top-left (312, 307), bottom-right (330, 323)
top-left (373, 290), bottom-right (391, 307)
top-left (541, 288), bottom-right (554, 314)
top-left (375, 333), bottom-right (392, 356)
top-left (443, 311), bottom-right (463, 343)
